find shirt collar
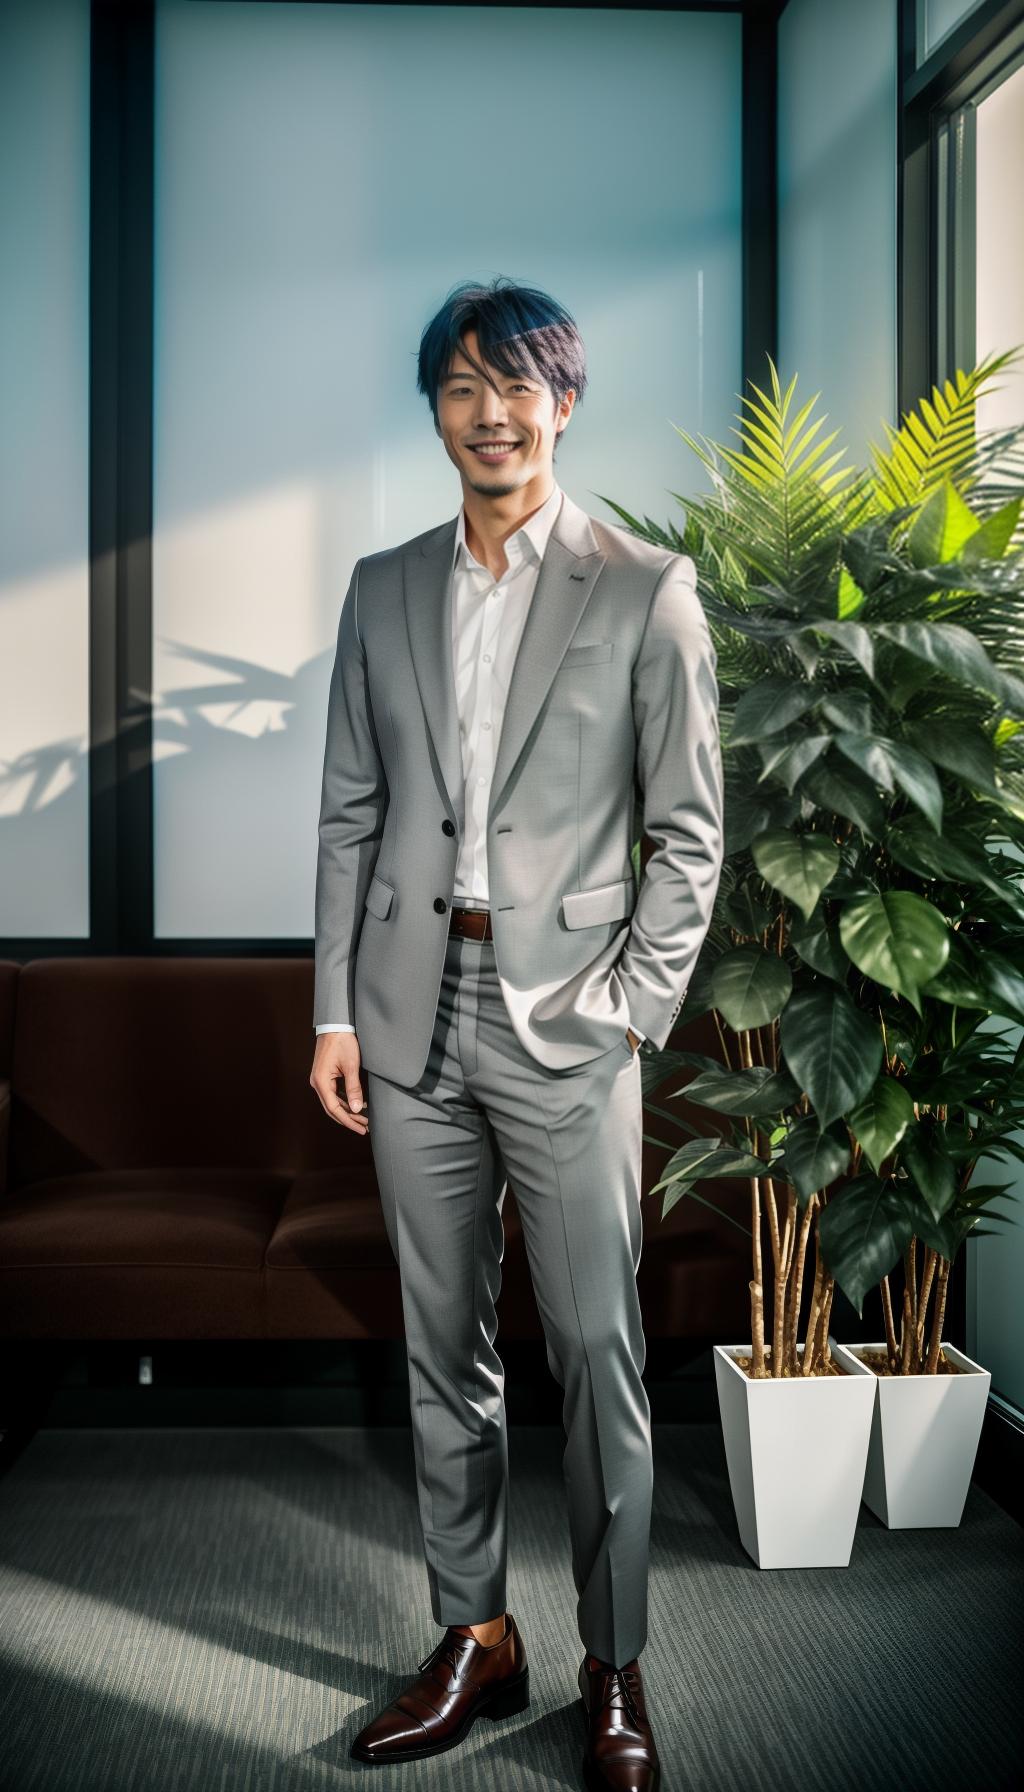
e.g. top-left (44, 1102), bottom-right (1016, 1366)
top-left (452, 480), bottom-right (564, 575)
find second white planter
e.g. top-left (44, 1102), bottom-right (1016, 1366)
top-left (839, 1340), bottom-right (991, 1527)
top-left (713, 1340), bottom-right (876, 1568)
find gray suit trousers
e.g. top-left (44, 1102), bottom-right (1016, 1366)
top-left (366, 925), bottom-right (652, 1669)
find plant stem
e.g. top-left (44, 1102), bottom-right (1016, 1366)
top-left (925, 1256), bottom-right (951, 1372)
top-left (899, 1276), bottom-right (915, 1372)
top-left (801, 1236), bottom-right (824, 1376)
top-left (788, 1194), bottom-right (816, 1372)
top-left (881, 1274), bottom-right (898, 1371)
top-left (915, 1247), bottom-right (938, 1373)
top-left (749, 1178), bottom-right (767, 1377)
top-left (819, 1275), bottom-right (835, 1368)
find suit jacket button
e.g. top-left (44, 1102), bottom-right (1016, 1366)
top-left (442, 819), bottom-right (455, 835)
top-left (433, 897), bottom-right (447, 913)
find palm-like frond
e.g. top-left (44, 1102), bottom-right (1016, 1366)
top-left (868, 349), bottom-right (1023, 514)
top-left (671, 359), bottom-right (874, 594)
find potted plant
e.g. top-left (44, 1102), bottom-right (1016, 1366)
top-left (599, 350), bottom-right (1024, 1562)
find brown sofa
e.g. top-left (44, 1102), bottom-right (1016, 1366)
top-left (0, 957), bottom-right (750, 1342)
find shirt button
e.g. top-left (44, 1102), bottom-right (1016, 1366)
top-left (483, 720), bottom-right (491, 729)
top-left (482, 654), bottom-right (491, 663)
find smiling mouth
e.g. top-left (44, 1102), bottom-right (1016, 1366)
top-left (469, 443), bottom-right (521, 459)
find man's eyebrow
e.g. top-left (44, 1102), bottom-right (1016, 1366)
top-left (442, 370), bottom-right (535, 384)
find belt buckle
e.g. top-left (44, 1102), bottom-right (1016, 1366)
top-left (451, 904), bottom-right (490, 941)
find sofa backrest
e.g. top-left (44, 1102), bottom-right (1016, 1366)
top-left (6, 958), bottom-right (367, 1188)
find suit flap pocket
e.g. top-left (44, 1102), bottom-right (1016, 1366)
top-left (364, 872), bottom-right (395, 920)
top-left (559, 640), bottom-right (614, 667)
top-left (560, 876), bottom-right (635, 930)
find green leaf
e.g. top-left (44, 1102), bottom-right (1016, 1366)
top-left (779, 985), bottom-right (883, 1128)
top-left (902, 719), bottom-right (1001, 800)
top-left (980, 950), bottom-right (1024, 1026)
top-left (801, 757), bottom-right (886, 838)
top-left (806, 619), bottom-right (876, 680)
top-left (838, 890), bottom-right (950, 1014)
top-left (730, 676), bottom-right (818, 746)
top-left (750, 827), bottom-right (841, 921)
top-left (820, 691), bottom-right (874, 733)
top-left (724, 789), bottom-right (791, 856)
top-left (648, 1137), bottom-right (768, 1216)
top-left (912, 1206), bottom-right (981, 1260)
top-left (722, 883), bottom-right (774, 935)
top-left (847, 1077), bottom-right (917, 1176)
top-left (886, 816), bottom-right (1024, 922)
top-left (906, 475), bottom-right (981, 566)
top-left (682, 1063), bottom-right (800, 1115)
top-left (775, 1114), bottom-right (851, 1203)
top-left (837, 564), bottom-right (867, 617)
top-left (817, 1174), bottom-right (917, 1317)
top-left (787, 910), bottom-right (851, 983)
top-left (711, 946), bottom-right (794, 1029)
top-left (900, 1119), bottom-right (958, 1221)
top-left (757, 734), bottom-right (832, 792)
top-left (959, 495), bottom-right (1022, 562)
top-left (873, 622), bottom-right (1024, 719)
top-left (833, 734), bottom-right (944, 831)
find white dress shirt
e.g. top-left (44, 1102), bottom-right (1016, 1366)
top-left (316, 480), bottom-right (643, 1045)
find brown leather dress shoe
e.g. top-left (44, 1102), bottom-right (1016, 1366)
top-left (579, 1653), bottom-right (661, 1792)
top-left (349, 1613), bottom-right (529, 1764)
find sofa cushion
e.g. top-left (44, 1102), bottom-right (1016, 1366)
top-left (0, 1168), bottom-right (285, 1339)
top-left (10, 958), bottom-right (370, 1187)
top-left (267, 1168), bottom-right (398, 1270)
top-left (0, 1167), bottom-right (284, 1266)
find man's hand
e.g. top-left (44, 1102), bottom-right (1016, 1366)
top-left (310, 1032), bottom-right (369, 1135)
top-left (626, 1026), bottom-right (641, 1055)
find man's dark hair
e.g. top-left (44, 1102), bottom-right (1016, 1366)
top-left (416, 276), bottom-right (587, 462)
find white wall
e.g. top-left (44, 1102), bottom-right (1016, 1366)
top-left (777, 0), bottom-right (898, 467)
top-left (151, 0), bottom-right (743, 940)
top-left (0, 0), bottom-right (91, 937)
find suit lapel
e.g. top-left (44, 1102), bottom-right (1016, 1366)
top-left (402, 489), bottom-right (607, 827)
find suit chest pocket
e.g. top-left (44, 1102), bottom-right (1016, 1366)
top-left (547, 640), bottom-right (614, 720)
top-left (556, 640), bottom-right (614, 669)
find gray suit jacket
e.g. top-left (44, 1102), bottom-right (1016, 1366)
top-left (314, 487), bottom-right (724, 1081)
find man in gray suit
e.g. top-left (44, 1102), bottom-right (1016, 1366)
top-left (311, 277), bottom-right (724, 1791)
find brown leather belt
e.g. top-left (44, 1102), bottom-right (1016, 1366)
top-left (448, 904), bottom-right (494, 941)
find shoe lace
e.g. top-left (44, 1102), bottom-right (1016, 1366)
top-left (416, 1636), bottom-right (468, 1679)
top-left (596, 1664), bottom-right (644, 1731)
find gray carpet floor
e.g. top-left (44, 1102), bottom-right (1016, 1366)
top-left (0, 1422), bottom-right (1020, 1792)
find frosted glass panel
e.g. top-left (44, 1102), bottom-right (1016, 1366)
top-left (778, 0), bottom-right (897, 466)
top-left (0, 0), bottom-right (91, 937)
top-left (922, 0), bottom-right (989, 58)
top-left (152, 0), bottom-right (741, 940)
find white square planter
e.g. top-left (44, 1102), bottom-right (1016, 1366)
top-left (838, 1340), bottom-right (991, 1528)
top-left (713, 1341), bottom-right (875, 1568)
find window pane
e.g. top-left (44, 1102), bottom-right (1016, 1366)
top-left (921, 0), bottom-right (990, 61)
top-left (152, 0), bottom-right (741, 939)
top-left (0, 0), bottom-right (91, 937)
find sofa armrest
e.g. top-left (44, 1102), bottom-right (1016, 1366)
top-left (0, 1078), bottom-right (9, 1198)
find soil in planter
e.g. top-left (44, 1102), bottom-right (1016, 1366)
top-left (732, 1347), bottom-right (849, 1378)
top-left (854, 1346), bottom-right (963, 1376)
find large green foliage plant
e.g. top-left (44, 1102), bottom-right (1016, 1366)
top-left (601, 353), bottom-right (1024, 1378)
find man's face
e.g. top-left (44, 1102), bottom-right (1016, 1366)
top-left (435, 326), bottom-right (575, 497)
